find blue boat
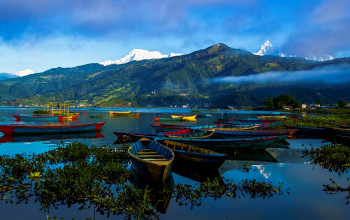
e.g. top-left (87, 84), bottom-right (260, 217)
top-left (158, 139), bottom-right (226, 170)
top-left (154, 136), bottom-right (280, 150)
top-left (128, 138), bottom-right (174, 183)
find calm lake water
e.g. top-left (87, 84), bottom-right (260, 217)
top-left (0, 107), bottom-right (349, 219)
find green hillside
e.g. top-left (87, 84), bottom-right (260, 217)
top-left (1, 44), bottom-right (349, 108)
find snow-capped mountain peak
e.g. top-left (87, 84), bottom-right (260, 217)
top-left (253, 40), bottom-right (333, 61)
top-left (14, 69), bottom-right (35, 77)
top-left (253, 40), bottom-right (280, 56)
top-left (100, 49), bottom-right (182, 66)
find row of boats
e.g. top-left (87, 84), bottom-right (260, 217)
top-left (123, 115), bottom-right (294, 183)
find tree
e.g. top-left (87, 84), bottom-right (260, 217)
top-left (338, 99), bottom-right (348, 108)
top-left (263, 94), bottom-right (300, 110)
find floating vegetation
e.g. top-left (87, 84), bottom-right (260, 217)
top-left (323, 178), bottom-right (350, 205)
top-left (302, 144), bottom-right (350, 174)
top-left (32, 110), bottom-right (51, 114)
top-left (271, 115), bottom-right (350, 129)
top-left (0, 142), bottom-right (288, 219)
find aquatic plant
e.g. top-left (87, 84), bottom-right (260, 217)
top-left (302, 144), bottom-right (350, 174)
top-left (0, 142), bottom-right (288, 219)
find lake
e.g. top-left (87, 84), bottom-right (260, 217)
top-left (0, 107), bottom-right (349, 219)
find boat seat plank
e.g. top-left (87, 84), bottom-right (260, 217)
top-left (140, 149), bottom-right (151, 151)
top-left (137, 152), bottom-right (158, 155)
top-left (137, 155), bottom-right (165, 158)
top-left (143, 158), bottom-right (168, 161)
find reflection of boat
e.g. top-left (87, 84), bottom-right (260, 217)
top-left (172, 163), bottom-right (222, 183)
top-left (158, 140), bottom-right (226, 170)
top-left (12, 115), bottom-right (64, 122)
top-left (218, 149), bottom-right (277, 162)
top-left (129, 172), bottom-right (174, 214)
top-left (128, 138), bottom-right (174, 183)
top-left (0, 122), bottom-right (105, 135)
top-left (0, 132), bottom-right (104, 143)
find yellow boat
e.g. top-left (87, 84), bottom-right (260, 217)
top-left (170, 115), bottom-right (197, 121)
top-left (257, 116), bottom-right (287, 120)
top-left (109, 111), bottom-right (131, 114)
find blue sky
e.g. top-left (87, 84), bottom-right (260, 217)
top-left (0, 0), bottom-right (349, 73)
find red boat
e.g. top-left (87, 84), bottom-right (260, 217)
top-left (0, 122), bottom-right (105, 135)
top-left (13, 115), bottom-right (64, 122)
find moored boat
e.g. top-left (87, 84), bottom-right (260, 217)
top-left (12, 115), bottom-right (64, 122)
top-left (154, 136), bottom-right (280, 150)
top-left (256, 115), bottom-right (287, 120)
top-left (0, 122), bottom-right (105, 135)
top-left (109, 111), bottom-right (140, 117)
top-left (170, 115), bottom-right (197, 121)
top-left (213, 129), bottom-right (297, 138)
top-left (158, 139), bottom-right (226, 170)
top-left (128, 138), bottom-right (174, 183)
top-left (166, 129), bottom-right (215, 139)
top-left (113, 128), bottom-right (192, 142)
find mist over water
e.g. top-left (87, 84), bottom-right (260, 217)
top-left (210, 64), bottom-right (350, 84)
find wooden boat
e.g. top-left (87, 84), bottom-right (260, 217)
top-left (151, 124), bottom-right (220, 132)
top-left (256, 115), bottom-right (287, 120)
top-left (170, 115), bottom-right (197, 121)
top-left (158, 139), bottom-right (226, 170)
top-left (166, 129), bottom-right (215, 139)
top-left (153, 117), bottom-right (182, 122)
top-left (60, 113), bottom-right (80, 120)
top-left (154, 136), bottom-right (280, 150)
top-left (210, 125), bottom-right (260, 131)
top-left (0, 122), bottom-right (105, 135)
top-left (0, 132), bottom-right (104, 143)
top-left (109, 111), bottom-right (140, 117)
top-left (128, 138), bottom-right (174, 183)
top-left (12, 115), bottom-right (64, 122)
top-left (286, 126), bottom-right (326, 136)
top-left (113, 128), bottom-right (192, 143)
top-left (213, 129), bottom-right (298, 138)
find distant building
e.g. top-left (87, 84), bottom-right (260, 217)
top-left (301, 104), bottom-right (307, 109)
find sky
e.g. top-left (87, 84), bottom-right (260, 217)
top-left (0, 0), bottom-right (349, 74)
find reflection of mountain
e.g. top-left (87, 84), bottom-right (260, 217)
top-left (129, 173), bottom-right (174, 214)
top-left (172, 162), bottom-right (222, 183)
top-left (266, 148), bottom-right (310, 163)
top-left (0, 132), bottom-right (104, 143)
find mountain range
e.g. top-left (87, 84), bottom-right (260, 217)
top-left (0, 43), bottom-right (349, 108)
top-left (253, 40), bottom-right (334, 61)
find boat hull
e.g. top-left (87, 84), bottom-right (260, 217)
top-left (155, 136), bottom-right (280, 150)
top-left (13, 115), bottom-right (64, 122)
top-left (0, 122), bottom-right (105, 135)
top-left (128, 139), bottom-right (174, 183)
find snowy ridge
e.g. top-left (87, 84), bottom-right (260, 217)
top-left (253, 41), bottom-right (333, 61)
top-left (15, 69), bottom-right (35, 77)
top-left (100, 49), bottom-right (182, 66)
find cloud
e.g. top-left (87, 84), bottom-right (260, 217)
top-left (210, 64), bottom-right (350, 84)
top-left (281, 0), bottom-right (350, 57)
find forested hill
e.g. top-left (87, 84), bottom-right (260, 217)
top-left (1, 43), bottom-right (349, 107)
